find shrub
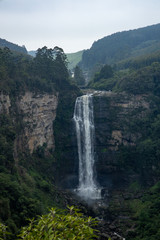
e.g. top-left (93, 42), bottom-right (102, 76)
top-left (18, 206), bottom-right (98, 240)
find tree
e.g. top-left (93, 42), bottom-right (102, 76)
top-left (33, 46), bottom-right (69, 87)
top-left (94, 64), bottom-right (113, 83)
top-left (33, 46), bottom-right (55, 80)
top-left (74, 66), bottom-right (85, 86)
top-left (0, 223), bottom-right (9, 240)
top-left (53, 46), bottom-right (69, 83)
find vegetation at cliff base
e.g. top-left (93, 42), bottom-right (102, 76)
top-left (18, 206), bottom-right (98, 240)
top-left (127, 182), bottom-right (160, 240)
top-left (0, 207), bottom-right (98, 240)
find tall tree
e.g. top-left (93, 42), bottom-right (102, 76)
top-left (33, 46), bottom-right (69, 87)
top-left (53, 46), bottom-right (69, 82)
top-left (74, 66), bottom-right (85, 86)
top-left (94, 64), bottom-right (113, 82)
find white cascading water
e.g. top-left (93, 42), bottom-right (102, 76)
top-left (73, 94), bottom-right (101, 200)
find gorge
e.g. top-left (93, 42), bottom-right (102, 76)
top-left (0, 84), bottom-right (158, 239)
top-left (58, 90), bottom-right (151, 193)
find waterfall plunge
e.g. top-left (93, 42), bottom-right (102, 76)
top-left (73, 94), bottom-right (101, 200)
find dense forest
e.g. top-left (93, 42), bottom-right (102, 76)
top-left (79, 23), bottom-right (160, 79)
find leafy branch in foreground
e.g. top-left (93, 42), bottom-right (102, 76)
top-left (0, 223), bottom-right (10, 240)
top-left (18, 206), bottom-right (99, 240)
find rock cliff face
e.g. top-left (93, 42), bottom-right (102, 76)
top-left (0, 90), bottom-right (152, 189)
top-left (0, 91), bottom-right (58, 155)
top-left (56, 91), bottom-right (151, 189)
top-left (93, 92), bottom-right (149, 150)
top-left (93, 92), bottom-right (150, 188)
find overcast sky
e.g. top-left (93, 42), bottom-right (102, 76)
top-left (0, 0), bottom-right (160, 53)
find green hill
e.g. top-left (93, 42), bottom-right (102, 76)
top-left (0, 38), bottom-right (27, 54)
top-left (80, 23), bottom-right (160, 78)
top-left (66, 50), bottom-right (84, 70)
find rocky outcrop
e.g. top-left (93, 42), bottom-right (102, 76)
top-left (0, 90), bottom-right (152, 189)
top-left (92, 92), bottom-right (151, 188)
top-left (93, 91), bottom-right (149, 151)
top-left (56, 90), bottom-right (151, 189)
top-left (0, 91), bottom-right (58, 155)
top-left (15, 91), bottom-right (58, 153)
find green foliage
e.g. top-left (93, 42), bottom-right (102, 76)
top-left (73, 65), bottom-right (85, 86)
top-left (18, 206), bottom-right (98, 240)
top-left (0, 45), bottom-right (81, 239)
top-left (33, 46), bottom-right (69, 89)
top-left (93, 64), bottom-right (113, 83)
top-left (0, 172), bottom-right (44, 236)
top-left (80, 23), bottom-right (160, 74)
top-left (0, 38), bottom-right (27, 54)
top-left (0, 114), bottom-right (15, 170)
top-left (128, 182), bottom-right (160, 240)
top-left (0, 162), bottom-right (69, 239)
top-left (88, 64), bottom-right (115, 90)
top-left (89, 77), bottom-right (114, 90)
top-left (0, 222), bottom-right (10, 240)
top-left (115, 50), bottom-right (160, 71)
top-left (0, 46), bottom-right (70, 94)
top-left (89, 59), bottom-right (160, 95)
top-left (0, 113), bottom-right (62, 237)
top-left (114, 62), bottom-right (160, 95)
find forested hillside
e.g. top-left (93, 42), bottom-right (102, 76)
top-left (0, 38), bottom-right (27, 54)
top-left (89, 50), bottom-right (160, 91)
top-left (80, 23), bottom-right (160, 78)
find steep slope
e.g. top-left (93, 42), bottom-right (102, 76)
top-left (0, 38), bottom-right (27, 54)
top-left (80, 23), bottom-right (160, 77)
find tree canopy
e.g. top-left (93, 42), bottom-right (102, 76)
top-left (73, 65), bottom-right (85, 86)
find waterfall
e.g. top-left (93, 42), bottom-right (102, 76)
top-left (73, 94), bottom-right (101, 200)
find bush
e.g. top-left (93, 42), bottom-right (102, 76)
top-left (0, 223), bottom-right (9, 240)
top-left (18, 206), bottom-right (98, 240)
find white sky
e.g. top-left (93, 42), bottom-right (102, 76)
top-left (0, 0), bottom-right (160, 53)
